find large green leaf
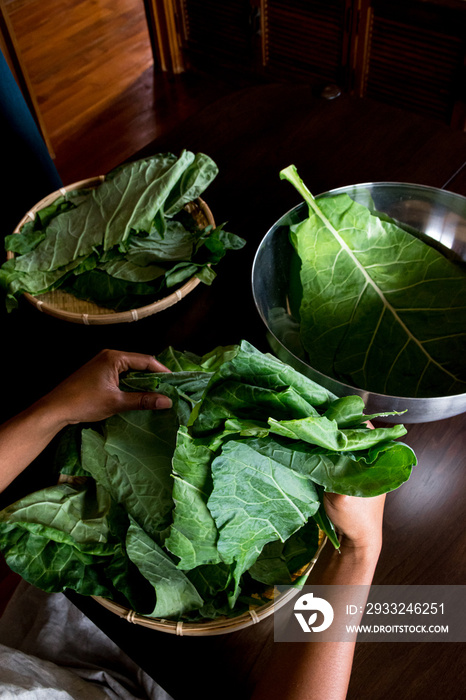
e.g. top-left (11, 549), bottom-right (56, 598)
top-left (232, 432), bottom-right (415, 497)
top-left (157, 344), bottom-right (239, 372)
top-left (281, 165), bottom-right (466, 398)
top-left (312, 486), bottom-right (340, 549)
top-left (163, 151), bottom-right (219, 216)
top-left (63, 269), bottom-right (163, 311)
top-left (248, 519), bottom-right (320, 586)
top-left (294, 441), bottom-right (416, 497)
top-left (2, 255), bottom-right (91, 297)
top-left (14, 154), bottom-right (193, 274)
top-left (268, 415), bottom-right (407, 452)
top-left (0, 482), bottom-right (154, 611)
top-left (126, 518), bottom-right (204, 618)
top-left (100, 258), bottom-right (166, 283)
top-left (207, 439), bottom-right (320, 603)
top-left (164, 427), bottom-right (221, 569)
top-left (120, 371), bottom-right (213, 425)
top-left (323, 394), bottom-right (404, 427)
top-left (0, 482), bottom-right (115, 546)
top-left (81, 406), bottom-right (179, 541)
top-left (192, 340), bottom-right (334, 435)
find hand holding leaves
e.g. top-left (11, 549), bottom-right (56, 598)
top-left (42, 349), bottom-right (173, 427)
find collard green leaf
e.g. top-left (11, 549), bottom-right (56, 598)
top-left (323, 395), bottom-right (404, 427)
top-left (157, 344), bottom-right (239, 372)
top-left (126, 518), bottom-right (204, 618)
top-left (3, 195), bottom-right (77, 255)
top-left (53, 424), bottom-right (87, 477)
top-left (0, 526), bottom-right (119, 598)
top-left (248, 519), bottom-right (320, 586)
top-left (3, 256), bottom-right (91, 297)
top-left (194, 380), bottom-right (320, 436)
top-left (165, 261), bottom-right (215, 288)
top-left (192, 340), bottom-right (334, 436)
top-left (121, 371), bottom-right (212, 426)
top-left (4, 228), bottom-right (46, 255)
top-left (100, 258), bottom-right (166, 283)
top-left (121, 370), bottom-right (210, 397)
top-left (312, 500), bottom-right (340, 549)
top-left (186, 562), bottom-right (232, 600)
top-left (14, 153), bottom-right (194, 274)
top-left (288, 441), bottom-right (416, 497)
top-left (164, 152), bottom-right (219, 216)
top-left (0, 482), bottom-right (115, 546)
top-left (125, 220), bottom-right (195, 265)
top-left (103, 408), bottom-right (178, 537)
top-left (230, 431), bottom-right (415, 498)
top-left (63, 269), bottom-right (162, 311)
top-left (268, 414), bottom-right (407, 452)
top-left (164, 427), bottom-right (221, 569)
top-left (281, 165), bottom-right (466, 398)
top-left (81, 406), bottom-right (178, 541)
top-left (195, 226), bottom-right (247, 262)
top-left (207, 439), bottom-right (320, 603)
top-left (0, 482), bottom-right (154, 611)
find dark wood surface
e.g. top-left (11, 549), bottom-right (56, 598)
top-left (2, 83), bottom-right (466, 699)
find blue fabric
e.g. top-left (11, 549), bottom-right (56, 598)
top-left (0, 49), bottom-right (62, 239)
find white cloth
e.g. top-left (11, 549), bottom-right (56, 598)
top-left (0, 581), bottom-right (173, 700)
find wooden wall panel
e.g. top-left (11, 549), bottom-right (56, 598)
top-left (359, 1), bottom-right (466, 123)
top-left (154, 0), bottom-right (466, 128)
top-left (180, 0), bottom-right (255, 68)
top-left (263, 0), bottom-right (350, 85)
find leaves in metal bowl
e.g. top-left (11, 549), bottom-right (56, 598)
top-left (280, 166), bottom-right (466, 398)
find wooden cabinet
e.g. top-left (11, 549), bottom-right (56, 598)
top-left (354, 0), bottom-right (466, 128)
top-left (181, 0), bottom-right (258, 69)
top-left (148, 0), bottom-right (466, 128)
top-left (263, 0), bottom-right (351, 86)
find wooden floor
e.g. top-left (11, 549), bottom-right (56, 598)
top-left (5, 0), bottom-right (240, 185)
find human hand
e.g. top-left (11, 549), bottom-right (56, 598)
top-left (322, 417), bottom-right (385, 553)
top-left (323, 491), bottom-right (386, 556)
top-left (41, 349), bottom-right (173, 427)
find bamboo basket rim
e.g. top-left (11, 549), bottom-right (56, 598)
top-left (7, 176), bottom-right (215, 325)
top-left (91, 536), bottom-right (327, 636)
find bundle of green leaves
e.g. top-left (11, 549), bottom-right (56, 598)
top-left (280, 166), bottom-right (466, 398)
top-left (0, 342), bottom-right (416, 621)
top-left (0, 151), bottom-right (245, 312)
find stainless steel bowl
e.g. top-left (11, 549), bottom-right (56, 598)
top-left (252, 183), bottom-right (466, 423)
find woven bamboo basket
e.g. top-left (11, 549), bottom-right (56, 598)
top-left (7, 177), bottom-right (215, 325)
top-left (92, 535), bottom-right (327, 636)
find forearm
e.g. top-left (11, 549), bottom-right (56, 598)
top-left (0, 350), bottom-right (172, 494)
top-left (251, 542), bottom-right (381, 700)
top-left (0, 396), bottom-right (66, 492)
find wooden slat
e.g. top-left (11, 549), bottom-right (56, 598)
top-left (363, 8), bottom-right (465, 123)
top-left (264, 0), bottom-right (347, 83)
